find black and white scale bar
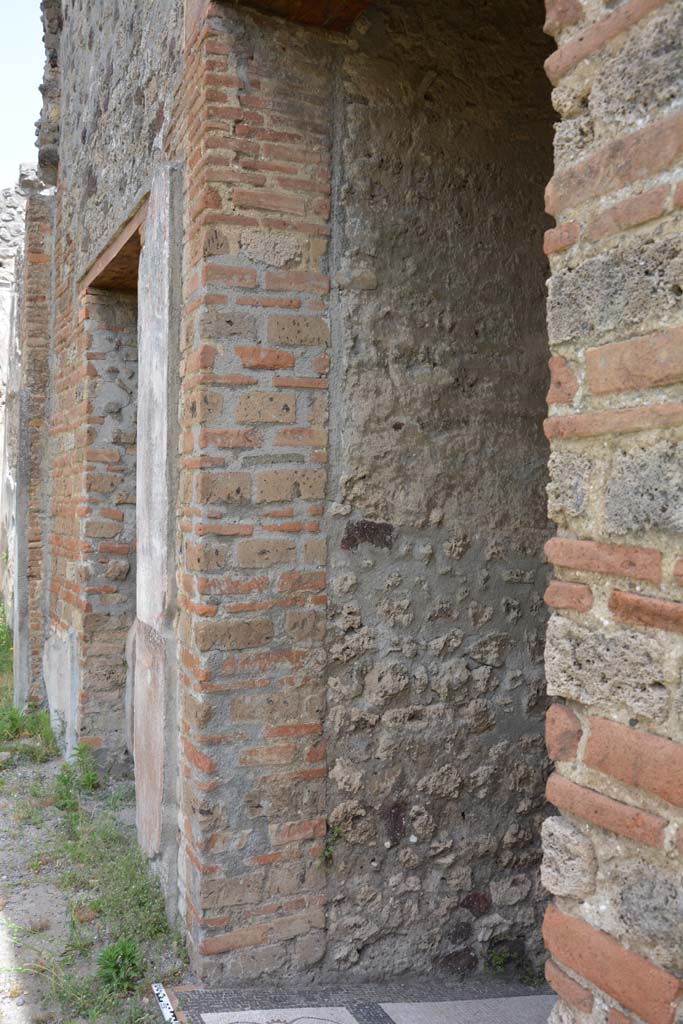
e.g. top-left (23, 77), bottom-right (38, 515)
top-left (153, 983), bottom-right (180, 1023)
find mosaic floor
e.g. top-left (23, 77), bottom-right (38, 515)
top-left (173, 978), bottom-right (556, 1024)
top-left (195, 998), bottom-right (557, 1024)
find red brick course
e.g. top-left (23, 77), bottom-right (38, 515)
top-left (585, 185), bottom-right (669, 242)
top-left (545, 537), bottom-right (661, 584)
top-left (546, 110), bottom-right (683, 214)
top-left (545, 402), bottom-right (683, 440)
top-left (585, 716), bottom-right (683, 807)
top-left (543, 904), bottom-right (681, 1024)
top-left (544, 0), bottom-right (584, 37)
top-left (586, 327), bottom-right (683, 395)
top-left (544, 580), bottom-right (593, 612)
top-left (608, 589), bottom-right (683, 634)
top-left (546, 772), bottom-right (667, 847)
top-left (545, 959), bottom-right (594, 1013)
top-left (547, 355), bottom-right (578, 405)
top-left (544, 220), bottom-right (580, 254)
top-left (546, 704), bottom-right (583, 762)
top-left (546, 0), bottom-right (670, 85)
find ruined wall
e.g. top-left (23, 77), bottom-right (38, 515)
top-left (542, 0), bottom-right (683, 1021)
top-left (58, 0), bottom-right (182, 273)
top-left (21, 0), bottom-right (683, 1004)
top-left (14, 177), bottom-right (55, 709)
top-left (0, 178), bottom-right (28, 623)
top-left (325, 0), bottom-right (554, 975)
top-left (39, 0), bottom-right (184, 757)
top-left (169, 0), bottom-right (555, 984)
top-left (168, 4), bottom-right (335, 980)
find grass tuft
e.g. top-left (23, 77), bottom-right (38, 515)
top-left (0, 604), bottom-right (58, 763)
top-left (97, 938), bottom-right (143, 994)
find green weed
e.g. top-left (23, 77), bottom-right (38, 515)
top-left (74, 743), bottom-right (100, 791)
top-left (0, 602), bottom-right (13, 674)
top-left (320, 823), bottom-right (343, 868)
top-left (0, 613), bottom-right (58, 763)
top-left (96, 938), bottom-right (143, 994)
top-left (488, 948), bottom-right (511, 974)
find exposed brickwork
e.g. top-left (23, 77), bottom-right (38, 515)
top-left (545, 0), bottom-right (669, 85)
top-left (584, 717), bottom-right (683, 808)
top-left (167, 3), bottom-right (332, 981)
top-left (586, 327), bottom-right (683, 396)
top-left (543, 904), bottom-right (681, 1024)
top-left (543, 0), bottom-right (683, 1016)
top-left (546, 772), bottom-right (667, 848)
top-left (16, 187), bottom-right (54, 703)
top-left (544, 580), bottom-right (593, 612)
top-left (13, 0), bottom-right (683, 1006)
top-left (545, 537), bottom-right (661, 584)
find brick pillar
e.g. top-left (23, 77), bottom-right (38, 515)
top-left (15, 186), bottom-right (54, 708)
top-left (542, 1), bottom-right (683, 1021)
top-left (169, 4), bottom-right (332, 981)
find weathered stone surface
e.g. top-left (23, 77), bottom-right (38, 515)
top-left (548, 238), bottom-right (683, 345)
top-left (580, 843), bottom-right (683, 972)
top-left (22, 0), bottom-right (683, 995)
top-left (58, 0), bottom-right (182, 274)
top-left (541, 817), bottom-right (597, 899)
top-left (364, 659), bottom-right (410, 707)
top-left (547, 451), bottom-right (591, 523)
top-left (589, 3), bottom-right (683, 142)
top-left (605, 442), bottom-right (683, 536)
top-left (545, 615), bottom-right (673, 722)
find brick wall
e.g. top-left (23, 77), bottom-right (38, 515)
top-left (167, 3), bottom-right (333, 980)
top-left (0, 178), bottom-right (28, 634)
top-left (542, 0), bottom-right (683, 1021)
top-left (35, 0), bottom-right (183, 761)
top-left (44, 205), bottom-right (139, 758)
top-left (77, 290), bottom-right (138, 751)
top-left (14, 186), bottom-right (54, 707)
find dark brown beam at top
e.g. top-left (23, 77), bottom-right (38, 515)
top-left (229, 0), bottom-right (371, 30)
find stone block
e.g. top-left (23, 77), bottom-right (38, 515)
top-left (547, 238), bottom-right (683, 345)
top-left (195, 616), bottom-right (273, 652)
top-left (547, 451), bottom-right (591, 522)
top-left (605, 442), bottom-right (683, 536)
top-left (589, 5), bottom-right (683, 138)
top-left (541, 816), bottom-right (597, 898)
top-left (545, 614), bottom-right (673, 722)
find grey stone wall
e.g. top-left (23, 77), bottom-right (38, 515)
top-left (324, 0), bottom-right (554, 975)
top-left (56, 0), bottom-right (183, 273)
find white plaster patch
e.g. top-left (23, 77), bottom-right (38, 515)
top-left (202, 1011), bottom-right (359, 1024)
top-left (382, 997), bottom-right (557, 1024)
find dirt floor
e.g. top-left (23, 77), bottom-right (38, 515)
top-left (0, 752), bottom-right (190, 1024)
